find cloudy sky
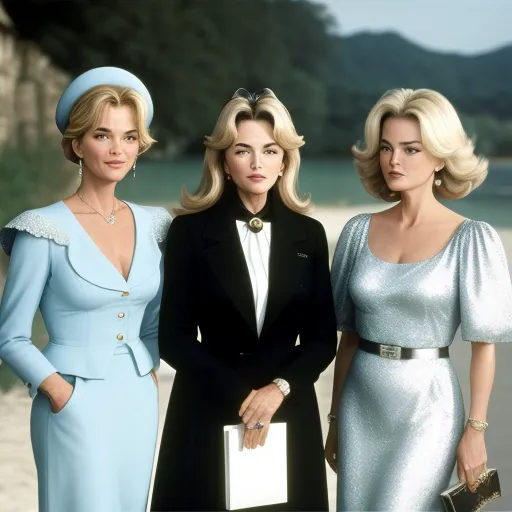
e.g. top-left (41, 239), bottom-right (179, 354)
top-left (316, 0), bottom-right (512, 55)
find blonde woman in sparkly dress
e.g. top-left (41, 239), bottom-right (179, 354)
top-left (326, 88), bottom-right (512, 511)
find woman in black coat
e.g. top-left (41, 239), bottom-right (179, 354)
top-left (151, 88), bottom-right (337, 512)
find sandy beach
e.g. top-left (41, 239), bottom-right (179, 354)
top-left (2, 203), bottom-right (512, 512)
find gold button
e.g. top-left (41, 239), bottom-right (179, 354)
top-left (122, 291), bottom-right (130, 297)
top-left (118, 312), bottom-right (125, 318)
top-left (117, 334), bottom-right (124, 341)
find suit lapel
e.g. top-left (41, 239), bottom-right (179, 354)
top-left (202, 201), bottom-right (258, 335)
top-left (260, 198), bottom-right (309, 338)
top-left (59, 201), bottom-right (160, 292)
top-left (59, 202), bottom-right (128, 291)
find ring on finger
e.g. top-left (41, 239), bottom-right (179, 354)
top-left (246, 422), bottom-right (264, 431)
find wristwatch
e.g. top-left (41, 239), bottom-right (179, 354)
top-left (272, 378), bottom-right (290, 397)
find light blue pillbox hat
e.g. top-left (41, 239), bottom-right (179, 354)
top-left (55, 66), bottom-right (154, 134)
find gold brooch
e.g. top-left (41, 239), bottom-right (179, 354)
top-left (248, 217), bottom-right (264, 233)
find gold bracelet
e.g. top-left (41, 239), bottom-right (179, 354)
top-left (467, 417), bottom-right (488, 432)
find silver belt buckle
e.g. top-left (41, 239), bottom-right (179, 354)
top-left (379, 344), bottom-right (402, 360)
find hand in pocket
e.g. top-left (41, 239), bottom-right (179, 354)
top-left (49, 379), bottom-right (75, 414)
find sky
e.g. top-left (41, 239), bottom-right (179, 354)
top-left (315, 0), bottom-right (512, 55)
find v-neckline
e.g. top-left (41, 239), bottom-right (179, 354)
top-left (60, 200), bottom-right (137, 283)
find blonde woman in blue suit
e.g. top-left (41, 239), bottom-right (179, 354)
top-left (0, 67), bottom-right (171, 512)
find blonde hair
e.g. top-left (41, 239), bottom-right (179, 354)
top-left (61, 85), bottom-right (156, 164)
top-left (352, 88), bottom-right (488, 201)
top-left (176, 90), bottom-right (309, 215)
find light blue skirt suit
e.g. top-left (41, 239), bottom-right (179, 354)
top-left (0, 200), bottom-right (171, 512)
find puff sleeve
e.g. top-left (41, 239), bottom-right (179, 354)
top-left (459, 220), bottom-right (512, 343)
top-left (331, 214), bottom-right (368, 332)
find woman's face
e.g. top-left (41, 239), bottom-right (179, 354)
top-left (72, 104), bottom-right (140, 183)
top-left (224, 119), bottom-right (285, 199)
top-left (379, 116), bottom-right (443, 195)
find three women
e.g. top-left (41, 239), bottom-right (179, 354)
top-left (1, 75), bottom-right (511, 512)
top-left (0, 67), bottom-right (171, 512)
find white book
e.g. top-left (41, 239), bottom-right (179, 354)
top-left (223, 423), bottom-right (288, 510)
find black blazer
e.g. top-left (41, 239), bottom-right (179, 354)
top-left (152, 187), bottom-right (337, 511)
top-left (159, 187), bottom-right (337, 403)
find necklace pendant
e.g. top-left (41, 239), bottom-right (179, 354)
top-left (248, 217), bottom-right (263, 233)
top-left (107, 213), bottom-right (116, 225)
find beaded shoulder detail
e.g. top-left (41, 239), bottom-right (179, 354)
top-left (0, 211), bottom-right (69, 255)
top-left (150, 207), bottom-right (172, 243)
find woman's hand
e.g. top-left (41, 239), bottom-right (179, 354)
top-left (325, 424), bottom-right (338, 473)
top-left (239, 384), bottom-right (284, 448)
top-left (39, 373), bottom-right (74, 414)
top-left (243, 422), bottom-right (270, 450)
top-left (456, 426), bottom-right (487, 492)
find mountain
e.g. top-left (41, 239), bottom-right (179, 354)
top-left (329, 32), bottom-right (512, 115)
top-left (318, 32), bottom-right (512, 157)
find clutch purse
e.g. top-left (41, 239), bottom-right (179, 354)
top-left (440, 469), bottom-right (501, 512)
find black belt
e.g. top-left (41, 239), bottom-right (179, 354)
top-left (359, 338), bottom-right (449, 360)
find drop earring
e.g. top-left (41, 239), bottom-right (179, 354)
top-left (434, 167), bottom-right (442, 186)
top-left (132, 159), bottom-right (137, 178)
top-left (78, 158), bottom-right (83, 178)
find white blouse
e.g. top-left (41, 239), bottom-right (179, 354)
top-left (235, 220), bottom-right (271, 337)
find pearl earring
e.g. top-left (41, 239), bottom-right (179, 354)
top-left (434, 166), bottom-right (442, 186)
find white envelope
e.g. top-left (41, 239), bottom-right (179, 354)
top-left (223, 422), bottom-right (288, 510)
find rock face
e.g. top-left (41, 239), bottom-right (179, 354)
top-left (0, 6), bottom-right (70, 297)
top-left (0, 6), bottom-right (69, 150)
top-left (0, 8), bottom-right (71, 392)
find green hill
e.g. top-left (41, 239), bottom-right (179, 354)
top-left (331, 32), bottom-right (512, 102)
top-left (321, 32), bottom-right (512, 156)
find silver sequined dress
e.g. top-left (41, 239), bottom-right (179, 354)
top-left (331, 213), bottom-right (512, 512)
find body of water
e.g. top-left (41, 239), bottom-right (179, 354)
top-left (119, 159), bottom-right (512, 226)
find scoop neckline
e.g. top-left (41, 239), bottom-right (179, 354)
top-left (364, 214), bottom-right (469, 266)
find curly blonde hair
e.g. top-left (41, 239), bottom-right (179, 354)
top-left (352, 88), bottom-right (488, 201)
top-left (176, 89), bottom-right (309, 215)
top-left (61, 85), bottom-right (156, 164)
